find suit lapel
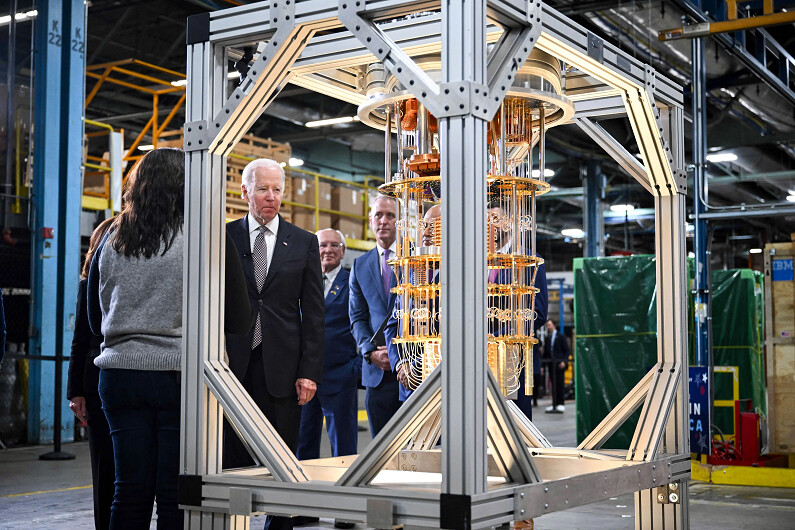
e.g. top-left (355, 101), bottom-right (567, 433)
top-left (326, 268), bottom-right (348, 304)
top-left (262, 215), bottom-right (292, 291)
top-left (368, 248), bottom-right (387, 306)
top-left (230, 217), bottom-right (256, 289)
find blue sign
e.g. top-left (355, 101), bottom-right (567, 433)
top-left (689, 366), bottom-right (710, 455)
top-left (772, 258), bottom-right (794, 282)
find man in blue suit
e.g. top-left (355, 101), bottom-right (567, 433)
top-left (385, 204), bottom-right (441, 401)
top-left (349, 194), bottom-right (401, 436)
top-left (297, 229), bottom-right (360, 461)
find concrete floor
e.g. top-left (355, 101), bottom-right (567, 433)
top-left (1, 394), bottom-right (793, 529)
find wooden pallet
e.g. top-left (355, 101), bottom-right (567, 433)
top-left (764, 241), bottom-right (795, 454)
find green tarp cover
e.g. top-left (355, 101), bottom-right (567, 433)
top-left (574, 256), bottom-right (765, 448)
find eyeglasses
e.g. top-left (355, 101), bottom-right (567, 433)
top-left (319, 242), bottom-right (343, 249)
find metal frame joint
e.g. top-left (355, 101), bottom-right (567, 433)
top-left (186, 12), bottom-right (210, 45)
top-left (178, 474), bottom-right (204, 507)
top-left (440, 493), bottom-right (472, 530)
top-left (184, 120), bottom-right (210, 152)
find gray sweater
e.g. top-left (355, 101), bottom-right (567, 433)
top-left (94, 231), bottom-right (183, 371)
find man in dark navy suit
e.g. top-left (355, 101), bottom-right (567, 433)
top-left (487, 203), bottom-right (547, 422)
top-left (224, 159), bottom-right (325, 530)
top-left (297, 229), bottom-right (359, 461)
top-left (544, 319), bottom-right (570, 414)
top-left (349, 194), bottom-right (401, 436)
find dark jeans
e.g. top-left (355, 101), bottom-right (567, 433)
top-left (99, 369), bottom-right (183, 530)
top-left (86, 392), bottom-right (115, 530)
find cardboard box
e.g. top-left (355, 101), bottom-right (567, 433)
top-left (334, 216), bottom-right (364, 240)
top-left (291, 209), bottom-right (333, 232)
top-left (331, 186), bottom-right (363, 216)
top-left (291, 177), bottom-right (332, 209)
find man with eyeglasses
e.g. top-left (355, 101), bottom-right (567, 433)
top-left (297, 229), bottom-right (359, 462)
top-left (294, 228), bottom-right (358, 529)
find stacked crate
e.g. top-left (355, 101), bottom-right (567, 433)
top-left (286, 171), bottom-right (332, 231)
top-left (156, 130), bottom-right (292, 220)
top-left (331, 184), bottom-right (366, 240)
top-left (764, 241), bottom-right (795, 454)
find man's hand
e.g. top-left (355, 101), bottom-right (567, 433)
top-left (396, 363), bottom-right (409, 389)
top-left (369, 346), bottom-right (391, 371)
top-left (296, 378), bottom-right (317, 405)
top-left (69, 397), bottom-right (87, 425)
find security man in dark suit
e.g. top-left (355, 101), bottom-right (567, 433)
top-left (348, 194), bottom-right (401, 436)
top-left (297, 229), bottom-right (359, 460)
top-left (544, 318), bottom-right (570, 414)
top-left (224, 159), bottom-right (325, 530)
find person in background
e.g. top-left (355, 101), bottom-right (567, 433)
top-left (295, 229), bottom-right (358, 530)
top-left (68, 216), bottom-right (116, 530)
top-left (224, 158), bottom-right (324, 530)
top-left (87, 147), bottom-right (251, 530)
top-left (544, 319), bottom-right (570, 414)
top-left (348, 194), bottom-right (401, 436)
top-left (385, 204), bottom-right (441, 401)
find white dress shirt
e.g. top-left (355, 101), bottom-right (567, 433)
top-left (376, 241), bottom-right (397, 276)
top-left (323, 264), bottom-right (341, 297)
top-left (247, 213), bottom-right (278, 268)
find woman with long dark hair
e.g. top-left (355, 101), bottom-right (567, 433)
top-left (87, 147), bottom-right (251, 529)
top-left (67, 216), bottom-right (116, 530)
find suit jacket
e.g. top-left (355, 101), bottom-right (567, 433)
top-left (319, 267), bottom-right (360, 396)
top-left (549, 329), bottom-right (570, 364)
top-left (226, 215), bottom-right (325, 398)
top-left (67, 279), bottom-right (103, 399)
top-left (348, 246), bottom-right (397, 388)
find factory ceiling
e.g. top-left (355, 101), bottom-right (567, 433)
top-left (3, 0), bottom-right (795, 267)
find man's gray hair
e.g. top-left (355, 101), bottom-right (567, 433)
top-left (315, 228), bottom-right (346, 248)
top-left (369, 193), bottom-right (397, 216)
top-left (241, 158), bottom-right (286, 191)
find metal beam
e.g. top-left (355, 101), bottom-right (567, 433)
top-left (696, 206), bottom-right (795, 219)
top-left (659, 11), bottom-right (795, 41)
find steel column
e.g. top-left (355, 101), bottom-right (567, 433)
top-left (691, 36), bottom-right (713, 465)
top-left (28, 0), bottom-right (85, 445)
top-left (584, 160), bottom-right (603, 257)
top-left (439, 0), bottom-right (489, 496)
top-left (182, 31), bottom-right (247, 529)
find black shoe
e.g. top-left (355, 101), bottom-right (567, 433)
top-left (334, 521), bottom-right (356, 529)
top-left (293, 516), bottom-right (320, 526)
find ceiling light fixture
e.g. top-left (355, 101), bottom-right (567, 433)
top-left (138, 144), bottom-right (155, 151)
top-left (610, 204), bottom-right (635, 213)
top-left (0, 10), bottom-right (37, 26)
top-left (787, 195), bottom-right (795, 202)
top-left (561, 228), bottom-right (585, 239)
top-left (531, 168), bottom-right (555, 178)
top-left (288, 157), bottom-right (304, 167)
top-left (705, 152), bottom-right (737, 163)
top-left (171, 79), bottom-right (187, 87)
top-left (227, 71), bottom-right (241, 79)
top-left (749, 248), bottom-right (762, 254)
top-left (305, 116), bottom-right (360, 128)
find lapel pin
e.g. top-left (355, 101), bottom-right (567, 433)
top-left (283, 241), bottom-right (288, 246)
